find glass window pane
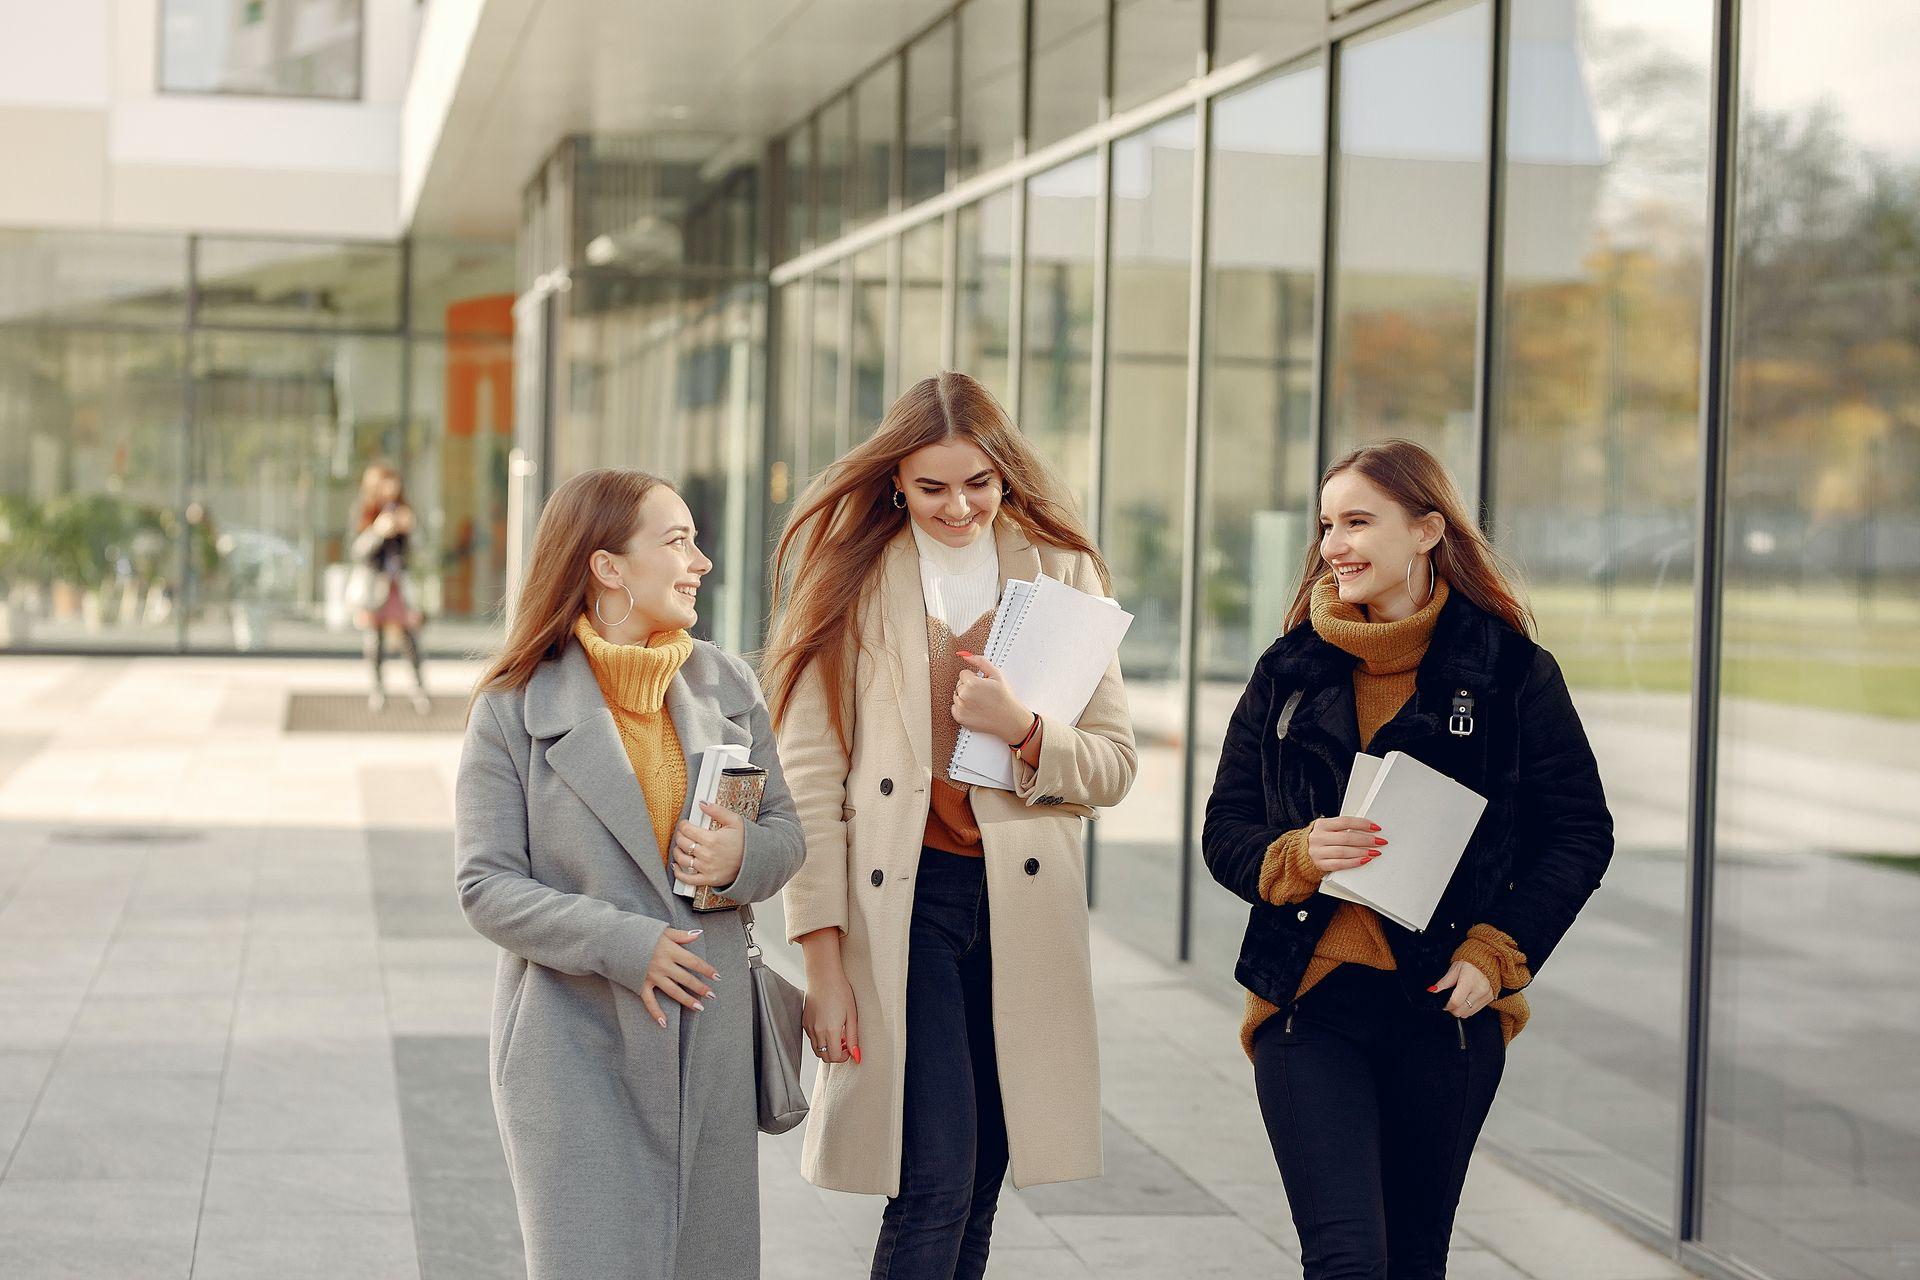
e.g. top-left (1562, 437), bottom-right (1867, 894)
top-left (955, 189), bottom-right (1016, 408)
top-left (851, 245), bottom-right (890, 431)
top-left (1098, 113), bottom-right (1196, 961)
top-left (957, 0), bottom-right (1025, 180)
top-left (1021, 153), bottom-right (1100, 511)
top-left (0, 229), bottom-right (189, 328)
top-left (905, 18), bottom-right (956, 206)
top-left (816, 98), bottom-right (852, 248)
top-left (187, 332), bottom-right (402, 652)
top-left (810, 268), bottom-right (846, 475)
top-left (1480, 0), bottom-right (1713, 1227)
top-left (0, 328), bottom-right (187, 652)
top-left (1706, 0), bottom-right (1920, 1270)
top-left (783, 124), bottom-right (815, 259)
top-left (408, 239), bottom-right (515, 337)
top-left (1189, 59), bottom-right (1326, 994)
top-left (770, 280), bottom-right (810, 531)
top-left (1325, 0), bottom-right (1491, 492)
top-left (1113, 0), bottom-right (1203, 112)
top-left (160, 0), bottom-right (363, 100)
top-left (900, 219), bottom-right (947, 389)
top-left (1214, 0), bottom-right (1322, 70)
top-left (853, 60), bottom-right (900, 227)
top-left (1031, 0), bottom-right (1108, 153)
top-left (196, 237), bottom-right (402, 331)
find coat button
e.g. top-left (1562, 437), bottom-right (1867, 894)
top-left (880, 778), bottom-right (893, 796)
top-left (1296, 909), bottom-right (1309, 922)
top-left (1023, 858), bottom-right (1039, 876)
top-left (871, 869), bottom-right (884, 887)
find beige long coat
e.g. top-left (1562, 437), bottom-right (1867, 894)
top-left (778, 519), bottom-right (1137, 1195)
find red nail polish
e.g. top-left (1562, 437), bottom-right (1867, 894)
top-left (958, 650), bottom-right (972, 658)
top-left (1374, 837), bottom-right (1387, 846)
top-left (851, 1046), bottom-right (863, 1065)
top-left (1427, 984), bottom-right (1439, 992)
top-left (1371, 824), bottom-right (1382, 832)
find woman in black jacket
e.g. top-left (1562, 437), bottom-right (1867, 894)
top-left (1202, 439), bottom-right (1612, 1279)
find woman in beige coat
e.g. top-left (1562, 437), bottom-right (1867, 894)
top-left (765, 372), bottom-right (1136, 1280)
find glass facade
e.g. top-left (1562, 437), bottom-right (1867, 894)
top-left (160, 0), bottom-right (363, 100)
top-left (0, 230), bottom-right (513, 655)
top-left (762, 1), bottom-right (1920, 1276)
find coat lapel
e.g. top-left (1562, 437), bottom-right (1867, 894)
top-left (880, 527), bottom-right (934, 776)
top-left (528, 640), bottom-right (678, 904)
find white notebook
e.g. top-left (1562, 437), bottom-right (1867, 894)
top-left (672, 743), bottom-right (752, 897)
top-left (1318, 750), bottom-right (1487, 932)
top-left (947, 574), bottom-right (1133, 791)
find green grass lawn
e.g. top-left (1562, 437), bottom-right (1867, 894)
top-left (1529, 582), bottom-right (1920, 721)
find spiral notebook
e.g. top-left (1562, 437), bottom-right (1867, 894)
top-left (947, 574), bottom-right (1133, 791)
top-left (1317, 750), bottom-right (1487, 933)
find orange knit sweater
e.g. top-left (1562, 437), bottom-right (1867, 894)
top-left (1239, 575), bottom-right (1531, 1059)
top-left (574, 616), bottom-right (693, 864)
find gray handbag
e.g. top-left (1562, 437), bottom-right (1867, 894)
top-left (744, 906), bottom-right (809, 1135)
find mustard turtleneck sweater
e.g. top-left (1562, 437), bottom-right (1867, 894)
top-left (573, 615), bottom-right (694, 864)
top-left (1239, 574), bottom-right (1531, 1058)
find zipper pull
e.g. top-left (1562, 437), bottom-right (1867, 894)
top-left (1448, 688), bottom-right (1475, 738)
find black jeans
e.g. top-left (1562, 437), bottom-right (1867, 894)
top-left (871, 848), bottom-right (1008, 1280)
top-left (1252, 964), bottom-right (1505, 1280)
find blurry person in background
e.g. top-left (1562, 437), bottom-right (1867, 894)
top-left (347, 462), bottom-right (431, 713)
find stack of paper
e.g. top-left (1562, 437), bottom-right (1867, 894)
top-left (1318, 750), bottom-right (1487, 932)
top-left (947, 574), bottom-right (1133, 791)
top-left (673, 743), bottom-right (752, 898)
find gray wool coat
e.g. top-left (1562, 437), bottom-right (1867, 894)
top-left (455, 635), bottom-right (805, 1280)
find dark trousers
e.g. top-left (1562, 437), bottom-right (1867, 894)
top-left (871, 848), bottom-right (1008, 1280)
top-left (364, 623), bottom-right (424, 692)
top-left (1252, 964), bottom-right (1505, 1280)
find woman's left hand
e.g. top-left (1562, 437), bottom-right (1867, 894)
top-left (1430, 959), bottom-right (1495, 1018)
top-left (952, 652), bottom-right (1034, 746)
top-left (672, 803), bottom-right (746, 889)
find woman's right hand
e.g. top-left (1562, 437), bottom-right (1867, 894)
top-left (802, 970), bottom-right (860, 1065)
top-left (1305, 816), bottom-right (1386, 874)
top-left (640, 927), bottom-right (719, 1028)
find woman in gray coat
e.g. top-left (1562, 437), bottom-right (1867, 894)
top-left (455, 468), bottom-right (805, 1280)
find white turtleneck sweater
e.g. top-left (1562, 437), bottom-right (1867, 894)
top-left (910, 519), bottom-right (1001, 633)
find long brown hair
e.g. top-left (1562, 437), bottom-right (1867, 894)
top-left (763, 371), bottom-right (1108, 747)
top-left (1284, 440), bottom-right (1532, 637)
top-left (474, 468), bottom-right (671, 699)
top-left (356, 462), bottom-right (406, 532)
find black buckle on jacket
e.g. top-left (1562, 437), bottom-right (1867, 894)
top-left (1448, 689), bottom-right (1475, 738)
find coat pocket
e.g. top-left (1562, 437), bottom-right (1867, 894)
top-left (494, 962), bottom-right (531, 1086)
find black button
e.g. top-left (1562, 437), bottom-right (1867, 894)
top-left (1023, 858), bottom-right (1039, 876)
top-left (879, 778), bottom-right (893, 796)
top-left (871, 869), bottom-right (884, 887)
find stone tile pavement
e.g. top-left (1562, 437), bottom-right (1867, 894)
top-left (0, 654), bottom-right (1695, 1279)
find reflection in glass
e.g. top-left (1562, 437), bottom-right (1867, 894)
top-left (1213, 0), bottom-right (1322, 71)
top-left (900, 220), bottom-right (947, 390)
top-left (196, 237), bottom-right (403, 331)
top-left (408, 240), bottom-right (516, 337)
top-left (816, 98), bottom-right (852, 248)
top-left (905, 19), bottom-right (956, 207)
top-left (188, 332), bottom-right (402, 652)
top-left (1481, 0), bottom-right (1711, 1227)
top-left (810, 267), bottom-right (847, 475)
top-left (1022, 154), bottom-right (1101, 512)
top-left (1030, 0), bottom-right (1108, 154)
top-left (0, 328), bottom-right (187, 651)
top-left (160, 0), bottom-right (362, 99)
top-left (1113, 0), bottom-right (1203, 112)
top-left (955, 189), bottom-right (1016, 408)
top-left (851, 246), bottom-right (891, 430)
top-left (853, 60), bottom-right (900, 228)
top-left (1098, 114), bottom-right (1196, 961)
top-left (1189, 60), bottom-right (1325, 992)
top-left (0, 229), bottom-right (188, 328)
top-left (782, 124), bottom-right (814, 259)
top-left (770, 280), bottom-right (810, 542)
top-left (957, 0), bottom-right (1025, 180)
top-left (1326, 0), bottom-right (1490, 491)
top-left (1705, 1), bottom-right (1920, 1271)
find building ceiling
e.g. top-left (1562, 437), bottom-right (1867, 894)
top-left (404, 0), bottom-right (954, 241)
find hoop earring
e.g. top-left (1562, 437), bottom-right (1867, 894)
top-left (1405, 554), bottom-right (1435, 609)
top-left (1001, 482), bottom-right (1012, 499)
top-left (891, 488), bottom-right (907, 510)
top-left (595, 584), bottom-right (635, 628)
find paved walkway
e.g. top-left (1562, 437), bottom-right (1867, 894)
top-left (0, 655), bottom-right (1692, 1279)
